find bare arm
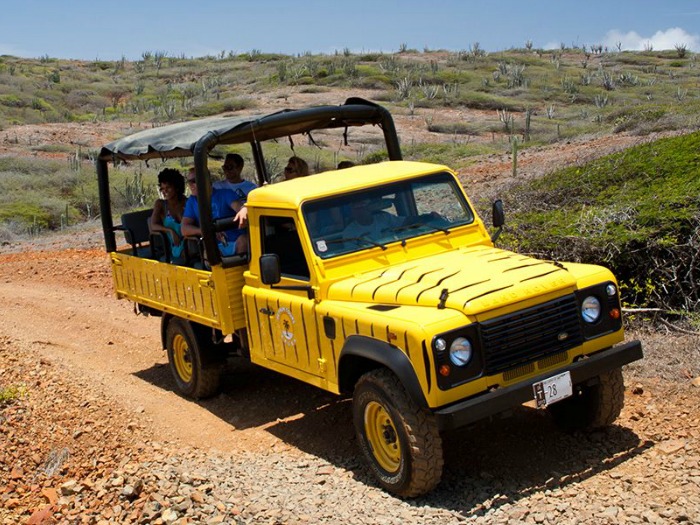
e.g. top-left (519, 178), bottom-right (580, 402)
top-left (149, 200), bottom-right (166, 232)
top-left (180, 216), bottom-right (201, 238)
top-left (150, 200), bottom-right (182, 244)
top-left (233, 205), bottom-right (248, 228)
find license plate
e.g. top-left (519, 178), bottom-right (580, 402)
top-left (533, 371), bottom-right (572, 408)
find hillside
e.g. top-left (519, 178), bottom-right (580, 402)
top-left (1, 46), bottom-right (698, 231)
top-left (2, 47), bottom-right (698, 136)
top-left (2, 49), bottom-right (698, 313)
top-left (0, 49), bottom-right (699, 524)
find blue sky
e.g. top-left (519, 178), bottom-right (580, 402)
top-left (1, 0), bottom-right (698, 60)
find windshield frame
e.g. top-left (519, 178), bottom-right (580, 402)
top-left (301, 171), bottom-right (475, 259)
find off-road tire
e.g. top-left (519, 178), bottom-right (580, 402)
top-left (548, 367), bottom-right (625, 431)
top-left (353, 369), bottom-right (443, 497)
top-left (165, 317), bottom-right (223, 399)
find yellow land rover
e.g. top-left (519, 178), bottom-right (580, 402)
top-left (97, 98), bottom-right (643, 497)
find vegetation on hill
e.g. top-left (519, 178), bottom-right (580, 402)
top-left (0, 45), bottom-right (698, 139)
top-left (1, 45), bottom-right (699, 316)
top-left (500, 131), bottom-right (700, 313)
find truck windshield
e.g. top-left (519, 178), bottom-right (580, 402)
top-left (302, 172), bottom-right (474, 259)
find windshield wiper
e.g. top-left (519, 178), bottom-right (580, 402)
top-left (325, 236), bottom-right (388, 251)
top-left (391, 221), bottom-right (450, 235)
top-left (390, 222), bottom-right (423, 234)
top-left (423, 223), bottom-right (450, 234)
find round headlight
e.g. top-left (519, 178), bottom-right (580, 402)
top-left (449, 337), bottom-right (473, 367)
top-left (606, 283), bottom-right (617, 297)
top-left (581, 296), bottom-right (602, 323)
top-left (434, 338), bottom-right (447, 352)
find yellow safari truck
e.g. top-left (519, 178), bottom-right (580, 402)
top-left (97, 98), bottom-right (643, 497)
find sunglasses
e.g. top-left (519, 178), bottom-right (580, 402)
top-left (187, 179), bottom-right (196, 184)
top-left (284, 166), bottom-right (296, 173)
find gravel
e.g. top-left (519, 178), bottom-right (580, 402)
top-left (1, 330), bottom-right (699, 525)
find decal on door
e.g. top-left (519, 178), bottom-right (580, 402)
top-left (276, 307), bottom-right (296, 346)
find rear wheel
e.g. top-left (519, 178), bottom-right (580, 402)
top-left (548, 367), bottom-right (625, 431)
top-left (353, 369), bottom-right (443, 497)
top-left (165, 318), bottom-right (222, 399)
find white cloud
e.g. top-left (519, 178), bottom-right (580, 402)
top-left (602, 27), bottom-right (700, 52)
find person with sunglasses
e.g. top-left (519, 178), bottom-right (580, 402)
top-left (181, 168), bottom-right (250, 257)
top-left (283, 156), bottom-right (309, 180)
top-left (214, 153), bottom-right (257, 198)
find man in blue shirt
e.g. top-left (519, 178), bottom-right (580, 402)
top-left (213, 153), bottom-right (257, 198)
top-left (181, 168), bottom-right (251, 256)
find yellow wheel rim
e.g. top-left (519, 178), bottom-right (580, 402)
top-left (364, 401), bottom-right (401, 473)
top-left (172, 334), bottom-right (193, 383)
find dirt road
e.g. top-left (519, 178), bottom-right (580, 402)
top-left (0, 108), bottom-right (698, 522)
top-left (1, 240), bottom-right (699, 524)
top-left (0, 246), bottom-right (335, 454)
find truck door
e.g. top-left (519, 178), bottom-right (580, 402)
top-left (247, 215), bottom-right (324, 379)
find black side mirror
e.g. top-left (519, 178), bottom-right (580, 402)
top-left (491, 199), bottom-right (505, 243)
top-left (492, 199), bottom-right (505, 228)
top-left (260, 253), bottom-right (281, 285)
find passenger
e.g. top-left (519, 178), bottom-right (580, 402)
top-left (181, 168), bottom-right (250, 256)
top-left (214, 153), bottom-right (257, 198)
top-left (337, 160), bottom-right (355, 169)
top-left (150, 168), bottom-right (187, 262)
top-left (283, 156), bottom-right (309, 180)
top-left (342, 197), bottom-right (402, 240)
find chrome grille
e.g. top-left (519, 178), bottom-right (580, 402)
top-left (480, 295), bottom-right (582, 375)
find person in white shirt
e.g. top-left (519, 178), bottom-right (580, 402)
top-left (342, 197), bottom-right (402, 240)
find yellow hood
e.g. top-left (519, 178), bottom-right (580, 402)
top-left (326, 245), bottom-right (576, 315)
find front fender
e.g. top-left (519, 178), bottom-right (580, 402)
top-left (339, 335), bottom-right (428, 408)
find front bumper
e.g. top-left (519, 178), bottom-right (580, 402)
top-left (434, 340), bottom-right (643, 431)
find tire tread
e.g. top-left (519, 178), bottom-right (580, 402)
top-left (354, 369), bottom-right (443, 497)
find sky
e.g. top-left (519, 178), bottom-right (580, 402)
top-left (1, 0), bottom-right (699, 61)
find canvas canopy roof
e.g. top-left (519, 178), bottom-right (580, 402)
top-left (98, 97), bottom-right (398, 162)
top-left (97, 97), bottom-right (402, 261)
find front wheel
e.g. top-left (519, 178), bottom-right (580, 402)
top-left (352, 369), bottom-right (443, 497)
top-left (548, 367), bottom-right (625, 431)
top-left (165, 317), bottom-right (222, 399)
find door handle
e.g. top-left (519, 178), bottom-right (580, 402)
top-left (259, 307), bottom-right (274, 316)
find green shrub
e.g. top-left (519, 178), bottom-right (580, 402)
top-left (402, 141), bottom-right (499, 166)
top-left (607, 106), bottom-right (667, 133)
top-left (501, 131), bottom-right (700, 311)
top-left (0, 94), bottom-right (28, 107)
top-left (30, 144), bottom-right (74, 155)
top-left (426, 122), bottom-right (479, 135)
top-left (0, 384), bottom-right (27, 405)
top-left (298, 86), bottom-right (330, 94)
top-left (356, 75), bottom-right (393, 89)
top-left (188, 97), bottom-right (256, 117)
top-left (358, 53), bottom-right (384, 62)
top-left (0, 201), bottom-right (52, 232)
top-left (456, 91), bottom-right (524, 111)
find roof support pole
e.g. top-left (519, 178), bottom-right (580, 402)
top-left (96, 159), bottom-right (116, 252)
